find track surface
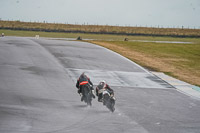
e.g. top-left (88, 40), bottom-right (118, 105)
top-left (0, 37), bottom-right (200, 133)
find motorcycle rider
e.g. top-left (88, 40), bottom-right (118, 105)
top-left (76, 73), bottom-right (95, 100)
top-left (96, 80), bottom-right (114, 102)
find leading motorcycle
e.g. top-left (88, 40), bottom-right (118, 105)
top-left (81, 84), bottom-right (93, 106)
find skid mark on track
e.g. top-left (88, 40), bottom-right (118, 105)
top-left (66, 68), bottom-right (173, 89)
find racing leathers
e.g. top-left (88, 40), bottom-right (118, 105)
top-left (76, 73), bottom-right (95, 99)
top-left (96, 81), bottom-right (114, 102)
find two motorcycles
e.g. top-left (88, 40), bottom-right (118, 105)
top-left (80, 85), bottom-right (116, 112)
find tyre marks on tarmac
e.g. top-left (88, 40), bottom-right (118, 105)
top-left (65, 68), bottom-right (173, 89)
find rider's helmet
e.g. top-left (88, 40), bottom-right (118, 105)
top-left (81, 72), bottom-right (85, 76)
top-left (100, 80), bottom-right (106, 87)
top-left (101, 80), bottom-right (106, 84)
top-left (80, 72), bottom-right (87, 79)
top-left (81, 72), bottom-right (86, 77)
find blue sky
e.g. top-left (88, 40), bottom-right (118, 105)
top-left (0, 0), bottom-right (200, 28)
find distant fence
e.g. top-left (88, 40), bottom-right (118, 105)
top-left (0, 20), bottom-right (200, 38)
top-left (1, 27), bottom-right (200, 38)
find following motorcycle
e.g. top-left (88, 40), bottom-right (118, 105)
top-left (102, 89), bottom-right (115, 112)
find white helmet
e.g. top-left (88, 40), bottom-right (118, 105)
top-left (101, 80), bottom-right (106, 84)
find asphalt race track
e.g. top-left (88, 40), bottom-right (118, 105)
top-left (0, 37), bottom-right (200, 133)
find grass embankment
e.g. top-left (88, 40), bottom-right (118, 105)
top-left (89, 40), bottom-right (200, 87)
top-left (1, 29), bottom-right (200, 86)
top-left (1, 20), bottom-right (200, 37)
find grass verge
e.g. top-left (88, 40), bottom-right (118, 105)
top-left (89, 40), bottom-right (200, 86)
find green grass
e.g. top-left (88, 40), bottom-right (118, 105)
top-left (91, 40), bottom-right (200, 86)
top-left (0, 29), bottom-right (78, 38)
top-left (112, 41), bottom-right (200, 69)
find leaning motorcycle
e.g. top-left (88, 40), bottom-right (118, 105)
top-left (82, 84), bottom-right (93, 106)
top-left (102, 89), bottom-right (115, 112)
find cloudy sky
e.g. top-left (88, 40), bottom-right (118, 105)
top-left (0, 0), bottom-right (200, 28)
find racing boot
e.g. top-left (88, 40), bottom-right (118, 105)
top-left (98, 97), bottom-right (103, 102)
top-left (92, 90), bottom-right (95, 98)
top-left (80, 93), bottom-right (84, 101)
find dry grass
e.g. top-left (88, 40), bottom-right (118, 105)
top-left (1, 20), bottom-right (200, 37)
top-left (89, 41), bottom-right (200, 86)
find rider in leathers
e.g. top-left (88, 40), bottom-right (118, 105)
top-left (96, 80), bottom-right (114, 102)
top-left (76, 73), bottom-right (95, 100)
